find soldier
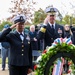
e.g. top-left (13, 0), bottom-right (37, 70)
top-left (0, 14), bottom-right (32, 75)
top-left (38, 7), bottom-right (64, 49)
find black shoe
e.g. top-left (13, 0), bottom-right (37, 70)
top-left (2, 68), bottom-right (5, 71)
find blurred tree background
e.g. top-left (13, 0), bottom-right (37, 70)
top-left (0, 0), bottom-right (75, 31)
top-left (33, 8), bottom-right (47, 25)
top-left (0, 21), bottom-right (12, 31)
top-left (9, 0), bottom-right (36, 23)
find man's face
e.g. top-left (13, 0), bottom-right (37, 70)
top-left (48, 15), bottom-right (56, 24)
top-left (16, 22), bottom-right (25, 32)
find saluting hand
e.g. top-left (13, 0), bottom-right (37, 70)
top-left (10, 22), bottom-right (20, 29)
top-left (44, 15), bottom-right (49, 25)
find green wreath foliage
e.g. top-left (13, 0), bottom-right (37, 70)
top-left (35, 43), bottom-right (75, 75)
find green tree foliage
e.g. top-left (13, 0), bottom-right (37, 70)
top-left (0, 21), bottom-right (12, 31)
top-left (56, 15), bottom-right (74, 25)
top-left (62, 15), bottom-right (70, 25)
top-left (33, 8), bottom-right (47, 25)
top-left (72, 17), bottom-right (75, 24)
top-left (55, 20), bottom-right (64, 25)
top-left (33, 9), bottom-right (75, 26)
top-left (57, 15), bottom-right (75, 25)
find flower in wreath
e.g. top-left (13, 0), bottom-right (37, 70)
top-left (36, 55), bottom-right (42, 63)
top-left (34, 65), bottom-right (37, 70)
top-left (68, 61), bottom-right (72, 66)
top-left (42, 49), bottom-right (47, 54)
top-left (68, 70), bottom-right (71, 73)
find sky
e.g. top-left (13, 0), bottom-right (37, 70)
top-left (35, 0), bottom-right (75, 15)
top-left (0, 0), bottom-right (11, 20)
top-left (0, 0), bottom-right (75, 20)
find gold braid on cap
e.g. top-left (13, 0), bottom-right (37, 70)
top-left (47, 12), bottom-right (56, 15)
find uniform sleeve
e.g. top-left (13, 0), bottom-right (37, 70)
top-left (0, 28), bottom-right (11, 42)
top-left (37, 25), bottom-right (47, 40)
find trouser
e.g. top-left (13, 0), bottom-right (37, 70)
top-left (9, 65), bottom-right (28, 75)
top-left (1, 47), bottom-right (10, 69)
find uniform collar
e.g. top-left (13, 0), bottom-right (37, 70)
top-left (48, 22), bottom-right (55, 29)
top-left (17, 31), bottom-right (24, 35)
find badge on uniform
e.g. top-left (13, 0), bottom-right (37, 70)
top-left (26, 35), bottom-right (30, 41)
top-left (58, 28), bottom-right (62, 37)
top-left (58, 28), bottom-right (62, 34)
top-left (20, 16), bottom-right (23, 20)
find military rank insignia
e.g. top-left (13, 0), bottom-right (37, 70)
top-left (58, 28), bottom-right (62, 34)
top-left (26, 35), bottom-right (30, 41)
top-left (20, 16), bottom-right (23, 20)
top-left (40, 27), bottom-right (46, 33)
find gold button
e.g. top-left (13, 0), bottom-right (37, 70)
top-left (22, 54), bottom-right (24, 56)
top-left (22, 45), bottom-right (24, 47)
top-left (22, 50), bottom-right (24, 51)
top-left (28, 42), bottom-right (30, 44)
top-left (51, 38), bottom-right (53, 40)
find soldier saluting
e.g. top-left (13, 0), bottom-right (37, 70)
top-left (0, 14), bottom-right (32, 75)
top-left (38, 7), bottom-right (64, 49)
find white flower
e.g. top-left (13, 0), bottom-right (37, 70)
top-left (36, 56), bottom-right (42, 63)
top-left (47, 46), bottom-right (54, 51)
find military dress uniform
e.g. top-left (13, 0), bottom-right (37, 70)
top-left (38, 23), bottom-right (64, 49)
top-left (0, 15), bottom-right (32, 75)
top-left (38, 7), bottom-right (64, 49)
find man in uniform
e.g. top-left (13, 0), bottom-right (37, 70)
top-left (38, 7), bottom-right (64, 49)
top-left (0, 14), bottom-right (32, 75)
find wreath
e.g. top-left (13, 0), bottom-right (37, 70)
top-left (34, 38), bottom-right (75, 75)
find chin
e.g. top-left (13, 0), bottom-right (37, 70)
top-left (18, 30), bottom-right (23, 32)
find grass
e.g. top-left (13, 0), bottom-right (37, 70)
top-left (0, 58), bottom-right (8, 64)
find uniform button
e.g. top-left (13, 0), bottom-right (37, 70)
top-left (22, 41), bottom-right (23, 43)
top-left (28, 42), bottom-right (30, 44)
top-left (51, 38), bottom-right (53, 40)
top-left (22, 54), bottom-right (24, 56)
top-left (22, 50), bottom-right (24, 51)
top-left (22, 45), bottom-right (24, 47)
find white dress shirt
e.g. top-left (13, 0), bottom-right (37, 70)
top-left (18, 32), bottom-right (24, 41)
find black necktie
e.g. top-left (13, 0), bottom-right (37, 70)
top-left (52, 25), bottom-right (54, 29)
top-left (51, 25), bottom-right (55, 34)
top-left (20, 33), bottom-right (24, 37)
